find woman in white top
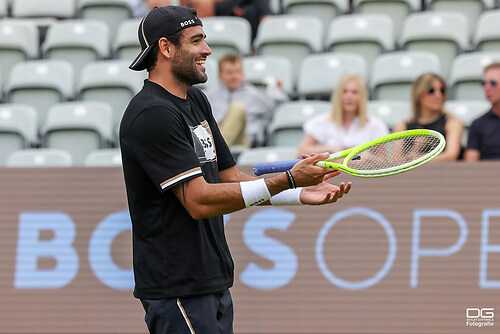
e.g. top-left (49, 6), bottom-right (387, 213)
top-left (297, 74), bottom-right (389, 156)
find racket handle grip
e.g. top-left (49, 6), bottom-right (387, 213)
top-left (253, 159), bottom-right (302, 176)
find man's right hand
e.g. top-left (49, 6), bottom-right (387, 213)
top-left (290, 152), bottom-right (339, 187)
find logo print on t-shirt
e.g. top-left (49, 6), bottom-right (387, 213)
top-left (190, 120), bottom-right (216, 164)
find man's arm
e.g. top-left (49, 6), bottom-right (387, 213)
top-left (464, 121), bottom-right (481, 162)
top-left (172, 153), bottom-right (349, 219)
top-left (464, 148), bottom-right (480, 161)
top-left (219, 164), bottom-right (258, 183)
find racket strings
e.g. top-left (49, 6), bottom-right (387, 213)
top-left (346, 135), bottom-right (442, 171)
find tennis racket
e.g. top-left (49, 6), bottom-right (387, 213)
top-left (253, 129), bottom-right (446, 177)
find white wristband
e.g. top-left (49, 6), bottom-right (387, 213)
top-left (240, 178), bottom-right (271, 208)
top-left (270, 188), bottom-right (304, 206)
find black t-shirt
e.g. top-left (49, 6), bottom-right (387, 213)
top-left (467, 109), bottom-right (500, 159)
top-left (120, 80), bottom-right (236, 299)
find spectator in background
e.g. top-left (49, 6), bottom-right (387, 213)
top-left (464, 62), bottom-right (500, 161)
top-left (297, 74), bottom-right (389, 156)
top-left (205, 53), bottom-right (288, 148)
top-left (393, 73), bottom-right (463, 161)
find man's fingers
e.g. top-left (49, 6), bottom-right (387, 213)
top-left (324, 170), bottom-right (341, 181)
top-left (302, 152), bottom-right (329, 165)
top-left (329, 189), bottom-right (340, 203)
top-left (311, 152), bottom-right (330, 163)
top-left (337, 183), bottom-right (345, 198)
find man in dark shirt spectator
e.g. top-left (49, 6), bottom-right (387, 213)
top-left (464, 62), bottom-right (500, 161)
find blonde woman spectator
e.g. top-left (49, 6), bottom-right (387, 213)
top-left (393, 73), bottom-right (463, 161)
top-left (298, 74), bottom-right (389, 156)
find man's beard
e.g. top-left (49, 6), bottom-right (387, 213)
top-left (171, 48), bottom-right (207, 87)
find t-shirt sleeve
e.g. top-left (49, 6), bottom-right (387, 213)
top-left (127, 106), bottom-right (203, 192)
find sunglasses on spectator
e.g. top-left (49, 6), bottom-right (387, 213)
top-left (481, 80), bottom-right (498, 87)
top-left (427, 87), bottom-right (445, 95)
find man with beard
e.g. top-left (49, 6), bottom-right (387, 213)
top-left (120, 6), bottom-right (352, 334)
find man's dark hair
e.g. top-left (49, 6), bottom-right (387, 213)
top-left (145, 30), bottom-right (184, 72)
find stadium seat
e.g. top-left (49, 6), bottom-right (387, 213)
top-left (243, 55), bottom-right (294, 96)
top-left (449, 52), bottom-right (500, 99)
top-left (371, 51), bottom-right (441, 101)
top-left (253, 15), bottom-right (323, 88)
top-left (41, 101), bottom-right (114, 165)
top-left (0, 20), bottom-right (39, 87)
top-left (0, 104), bottom-right (38, 165)
top-left (77, 60), bottom-right (145, 130)
top-left (112, 18), bottom-right (141, 60)
top-left (5, 59), bottom-right (74, 127)
top-left (400, 12), bottom-right (469, 79)
top-left (202, 16), bottom-right (252, 61)
top-left (446, 99), bottom-right (491, 146)
top-left (297, 52), bottom-right (367, 100)
top-left (367, 100), bottom-right (411, 130)
top-left (282, 0), bottom-right (349, 35)
top-left (268, 100), bottom-right (330, 146)
top-left (474, 10), bottom-right (500, 52)
top-left (11, 0), bottom-right (76, 18)
top-left (41, 19), bottom-right (110, 82)
top-left (325, 13), bottom-right (394, 78)
top-left (77, 0), bottom-right (133, 40)
top-left (0, 0), bottom-right (8, 17)
top-left (270, 0), bottom-right (282, 13)
top-left (84, 148), bottom-right (122, 166)
top-left (353, 0), bottom-right (421, 40)
top-left (445, 100), bottom-right (490, 127)
top-left (5, 148), bottom-right (73, 167)
top-left (11, 0), bottom-right (77, 35)
top-left (237, 146), bottom-right (298, 165)
top-left (424, 0), bottom-right (495, 40)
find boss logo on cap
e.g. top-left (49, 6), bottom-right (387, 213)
top-left (180, 19), bottom-right (196, 27)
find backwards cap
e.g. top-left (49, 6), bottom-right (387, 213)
top-left (129, 6), bottom-right (202, 71)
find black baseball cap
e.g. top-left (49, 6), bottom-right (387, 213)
top-left (129, 6), bottom-right (203, 71)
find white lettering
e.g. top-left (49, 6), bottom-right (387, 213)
top-left (239, 209), bottom-right (297, 290)
top-left (479, 209), bottom-right (500, 288)
top-left (316, 207), bottom-right (397, 290)
top-left (410, 209), bottom-right (468, 288)
top-left (88, 210), bottom-right (134, 290)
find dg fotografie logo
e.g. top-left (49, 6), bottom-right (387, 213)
top-left (466, 308), bottom-right (495, 328)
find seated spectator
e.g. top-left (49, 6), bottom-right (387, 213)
top-left (205, 53), bottom-right (288, 148)
top-left (464, 62), bottom-right (500, 161)
top-left (393, 73), bottom-right (463, 161)
top-left (297, 74), bottom-right (389, 156)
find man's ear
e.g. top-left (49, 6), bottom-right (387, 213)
top-left (158, 37), bottom-right (173, 59)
